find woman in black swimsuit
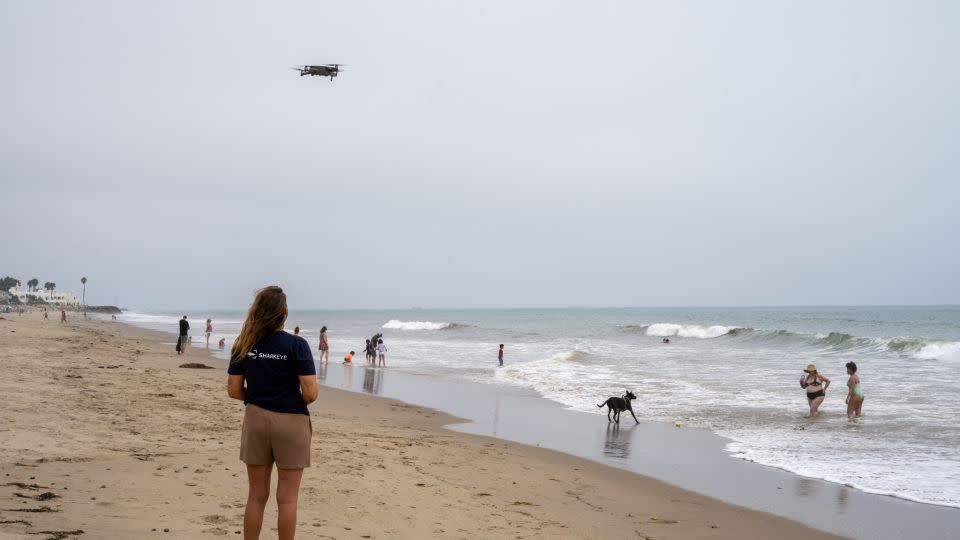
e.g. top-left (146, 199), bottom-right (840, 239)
top-left (799, 363), bottom-right (830, 417)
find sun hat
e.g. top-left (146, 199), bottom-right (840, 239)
top-left (804, 363), bottom-right (817, 373)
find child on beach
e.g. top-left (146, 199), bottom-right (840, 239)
top-left (205, 319), bottom-right (213, 346)
top-left (376, 339), bottom-right (386, 366)
top-left (344, 351), bottom-right (355, 364)
top-left (218, 337), bottom-right (226, 349)
top-left (498, 344), bottom-right (504, 366)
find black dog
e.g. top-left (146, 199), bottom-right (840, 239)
top-left (597, 390), bottom-right (639, 424)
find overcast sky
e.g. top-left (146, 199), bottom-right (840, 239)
top-left (3, 1), bottom-right (958, 310)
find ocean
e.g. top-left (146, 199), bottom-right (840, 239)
top-left (122, 306), bottom-right (960, 509)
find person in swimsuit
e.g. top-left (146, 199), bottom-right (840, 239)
top-left (799, 363), bottom-right (830, 417)
top-left (205, 319), bottom-right (213, 346)
top-left (845, 361), bottom-right (864, 420)
top-left (318, 326), bottom-right (329, 364)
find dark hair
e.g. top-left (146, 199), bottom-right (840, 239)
top-left (321, 326), bottom-right (327, 333)
top-left (378, 339), bottom-right (383, 344)
top-left (499, 344), bottom-right (504, 347)
top-left (349, 350), bottom-right (355, 355)
top-left (294, 326), bottom-right (300, 334)
top-left (231, 286), bottom-right (288, 362)
top-left (845, 361), bottom-right (858, 373)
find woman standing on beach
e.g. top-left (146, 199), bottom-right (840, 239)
top-left (205, 319), bottom-right (213, 346)
top-left (227, 286), bottom-right (317, 540)
top-left (800, 363), bottom-right (830, 417)
top-left (845, 361), bottom-right (864, 420)
top-left (318, 326), bottom-right (329, 363)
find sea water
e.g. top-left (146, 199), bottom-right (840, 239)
top-left (122, 306), bottom-right (960, 508)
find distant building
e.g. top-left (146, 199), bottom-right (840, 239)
top-left (7, 285), bottom-right (81, 306)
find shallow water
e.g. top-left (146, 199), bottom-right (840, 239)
top-left (124, 305), bottom-right (960, 508)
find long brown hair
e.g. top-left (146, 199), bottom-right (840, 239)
top-left (231, 286), bottom-right (288, 362)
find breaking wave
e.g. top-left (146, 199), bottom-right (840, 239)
top-left (625, 323), bottom-right (741, 339)
top-left (382, 320), bottom-right (462, 331)
top-left (623, 322), bottom-right (960, 360)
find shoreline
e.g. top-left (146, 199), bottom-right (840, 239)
top-left (0, 312), bottom-right (848, 539)
top-left (139, 315), bottom-right (960, 537)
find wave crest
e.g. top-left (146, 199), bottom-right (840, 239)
top-left (382, 320), bottom-right (457, 331)
top-left (645, 323), bottom-right (739, 339)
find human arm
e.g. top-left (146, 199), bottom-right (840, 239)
top-left (227, 374), bottom-right (246, 401)
top-left (819, 374), bottom-right (831, 392)
top-left (294, 337), bottom-right (317, 404)
top-left (299, 375), bottom-right (318, 404)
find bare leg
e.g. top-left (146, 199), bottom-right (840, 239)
top-left (244, 464), bottom-right (272, 540)
top-left (854, 397), bottom-right (864, 417)
top-left (276, 468), bottom-right (304, 540)
top-left (809, 395), bottom-right (825, 416)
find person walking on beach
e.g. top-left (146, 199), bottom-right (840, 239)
top-left (43, 309), bottom-right (48, 320)
top-left (318, 326), bottom-right (329, 363)
top-left (376, 338), bottom-right (387, 367)
top-left (178, 315), bottom-right (190, 356)
top-left (800, 363), bottom-right (830, 417)
top-left (845, 361), bottom-right (865, 421)
top-left (60, 309), bottom-right (66, 324)
top-left (227, 286), bottom-right (317, 540)
top-left (498, 344), bottom-right (504, 367)
top-left (205, 319), bottom-right (213, 347)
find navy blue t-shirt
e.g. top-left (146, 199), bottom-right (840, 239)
top-left (227, 330), bottom-right (316, 415)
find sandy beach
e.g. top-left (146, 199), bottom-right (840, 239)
top-left (0, 312), bottom-right (843, 539)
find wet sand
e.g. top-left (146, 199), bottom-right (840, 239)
top-left (0, 312), bottom-right (843, 539)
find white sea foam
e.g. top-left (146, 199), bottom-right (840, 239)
top-left (382, 320), bottom-right (452, 330)
top-left (645, 323), bottom-right (737, 339)
top-left (913, 341), bottom-right (960, 361)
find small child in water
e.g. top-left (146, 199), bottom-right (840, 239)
top-left (498, 344), bottom-right (504, 366)
top-left (344, 351), bottom-right (355, 364)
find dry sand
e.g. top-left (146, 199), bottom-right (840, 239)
top-left (0, 312), bottom-right (845, 539)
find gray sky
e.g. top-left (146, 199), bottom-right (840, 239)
top-left (3, 1), bottom-right (958, 310)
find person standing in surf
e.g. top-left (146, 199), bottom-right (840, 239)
top-left (227, 285), bottom-right (317, 540)
top-left (800, 363), bottom-right (830, 417)
top-left (498, 344), bottom-right (504, 367)
top-left (376, 338), bottom-right (387, 366)
top-left (845, 361), bottom-right (864, 421)
top-left (205, 318), bottom-right (213, 347)
top-left (318, 326), bottom-right (329, 363)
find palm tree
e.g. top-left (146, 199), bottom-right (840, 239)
top-left (27, 278), bottom-right (39, 292)
top-left (81, 277), bottom-right (87, 309)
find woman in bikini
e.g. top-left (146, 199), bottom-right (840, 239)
top-left (845, 361), bottom-right (864, 420)
top-left (799, 363), bottom-right (830, 417)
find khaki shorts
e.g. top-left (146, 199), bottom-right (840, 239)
top-left (240, 404), bottom-right (312, 469)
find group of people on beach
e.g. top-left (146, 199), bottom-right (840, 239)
top-left (175, 315), bottom-right (223, 355)
top-left (800, 362), bottom-right (865, 421)
top-left (315, 326), bottom-right (387, 366)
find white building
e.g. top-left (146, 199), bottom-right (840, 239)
top-left (7, 285), bottom-right (81, 306)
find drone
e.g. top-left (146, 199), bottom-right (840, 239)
top-left (292, 64), bottom-right (344, 80)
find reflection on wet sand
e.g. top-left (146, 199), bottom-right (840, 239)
top-left (795, 477), bottom-right (821, 498)
top-left (603, 423), bottom-right (635, 461)
top-left (362, 367), bottom-right (384, 395)
top-left (317, 361), bottom-right (328, 382)
top-left (341, 363), bottom-right (354, 389)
